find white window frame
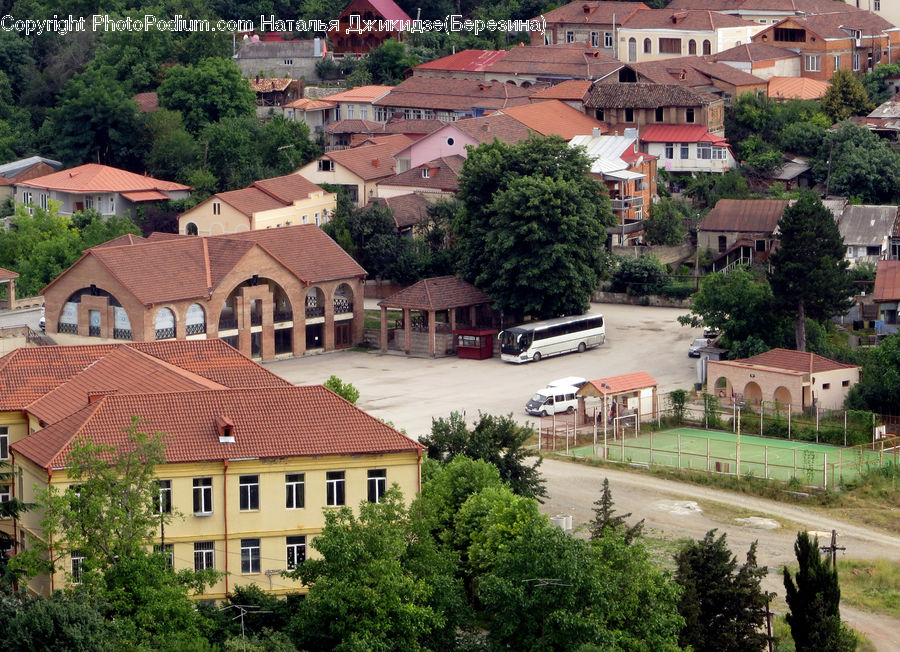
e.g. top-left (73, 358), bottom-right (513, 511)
top-left (0, 484), bottom-right (10, 503)
top-left (591, 31), bottom-right (599, 47)
top-left (157, 479), bottom-right (172, 514)
top-left (326, 470), bottom-right (345, 506)
top-left (154, 543), bottom-right (174, 569)
top-left (285, 473), bottom-right (305, 509)
top-left (422, 168), bottom-right (431, 179)
top-left (805, 55), bottom-right (820, 72)
top-left (193, 477), bottom-right (213, 515)
top-left (71, 552), bottom-right (85, 583)
top-left (212, 201), bottom-right (221, 215)
top-left (875, 0), bottom-right (881, 11)
top-left (317, 159), bottom-right (333, 172)
top-left (681, 144), bottom-right (690, 159)
top-left (286, 535), bottom-right (306, 570)
top-left (194, 541), bottom-right (214, 570)
top-left (40, 193), bottom-right (47, 210)
top-left (368, 469), bottom-right (387, 503)
top-left (566, 30), bottom-right (575, 43)
top-left (853, 52), bottom-right (861, 71)
top-left (241, 538), bottom-right (260, 574)
top-left (665, 143), bottom-right (674, 159)
top-left (604, 32), bottom-right (613, 48)
top-left (712, 146), bottom-right (728, 160)
top-left (698, 142), bottom-right (712, 160)
top-left (360, 106), bottom-right (368, 120)
top-left (239, 474), bottom-right (259, 511)
top-left (346, 104), bottom-right (355, 119)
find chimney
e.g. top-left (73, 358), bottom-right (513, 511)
top-left (255, 74), bottom-right (260, 83)
top-left (216, 415), bottom-right (236, 443)
top-left (87, 390), bottom-right (117, 404)
top-left (592, 127), bottom-right (600, 138)
top-left (372, 158), bottom-right (380, 168)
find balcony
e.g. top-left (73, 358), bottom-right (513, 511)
top-left (609, 196), bottom-right (644, 211)
top-left (334, 298), bottom-right (353, 315)
top-left (274, 310), bottom-right (293, 323)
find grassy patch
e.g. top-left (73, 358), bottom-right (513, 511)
top-left (364, 308), bottom-right (401, 330)
top-left (837, 559), bottom-right (900, 620)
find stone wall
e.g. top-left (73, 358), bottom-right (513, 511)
top-left (591, 291), bottom-right (693, 309)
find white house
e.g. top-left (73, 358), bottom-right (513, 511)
top-left (640, 124), bottom-right (736, 174)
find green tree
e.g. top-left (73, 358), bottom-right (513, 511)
top-left (674, 530), bottom-right (769, 652)
top-left (738, 134), bottom-right (783, 178)
top-left (589, 478), bottom-right (644, 544)
top-left (258, 116), bottom-right (321, 174)
top-left (779, 121), bottom-right (827, 157)
top-left (0, 460), bottom-right (31, 588)
top-left (0, 590), bottom-right (118, 651)
top-left (158, 57), bottom-right (256, 134)
top-left (678, 267), bottom-right (778, 351)
top-left (323, 375), bottom-right (360, 404)
top-left (80, 214), bottom-right (142, 249)
top-left (421, 412), bottom-right (547, 501)
top-left (454, 135), bottom-right (613, 320)
top-left (861, 62), bottom-right (900, 104)
top-left (200, 116), bottom-right (264, 191)
top-left (783, 532), bottom-right (856, 652)
top-left (43, 67), bottom-right (141, 167)
top-left (822, 69), bottom-right (875, 122)
top-left (287, 488), bottom-right (448, 651)
top-left (609, 254), bottom-right (669, 296)
top-left (845, 332), bottom-right (900, 413)
top-left (813, 122), bottom-right (900, 203)
top-left (142, 109), bottom-right (202, 184)
top-left (768, 191), bottom-right (854, 351)
top-left (645, 197), bottom-right (687, 246)
top-left (366, 38), bottom-right (419, 84)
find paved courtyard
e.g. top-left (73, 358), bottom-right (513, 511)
top-left (264, 303), bottom-right (705, 439)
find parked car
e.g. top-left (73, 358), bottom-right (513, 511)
top-left (703, 326), bottom-right (719, 338)
top-left (39, 316), bottom-right (45, 331)
top-left (525, 384), bottom-right (580, 417)
top-left (688, 338), bottom-right (709, 357)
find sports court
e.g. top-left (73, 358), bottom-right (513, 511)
top-left (562, 426), bottom-right (897, 488)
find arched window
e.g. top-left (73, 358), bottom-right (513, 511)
top-left (155, 308), bottom-right (175, 340)
top-left (628, 37), bottom-right (637, 62)
top-left (185, 222), bottom-right (198, 236)
top-left (702, 40), bottom-right (711, 55)
top-left (688, 40), bottom-right (697, 55)
top-left (643, 38), bottom-right (652, 54)
top-left (186, 303), bottom-right (206, 335)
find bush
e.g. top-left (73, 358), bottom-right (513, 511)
top-left (659, 285), bottom-right (695, 300)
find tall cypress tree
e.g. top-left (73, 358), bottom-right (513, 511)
top-left (783, 532), bottom-right (855, 652)
top-left (768, 191), bottom-right (854, 352)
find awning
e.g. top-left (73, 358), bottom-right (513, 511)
top-left (121, 190), bottom-right (169, 202)
top-left (603, 169), bottom-right (645, 181)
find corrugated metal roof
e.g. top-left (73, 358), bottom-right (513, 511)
top-left (641, 124), bottom-right (728, 143)
top-left (838, 205), bottom-right (899, 247)
top-left (19, 163), bottom-right (189, 193)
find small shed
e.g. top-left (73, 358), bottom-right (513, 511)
top-left (378, 276), bottom-right (496, 357)
top-left (0, 266), bottom-right (18, 309)
top-left (452, 327), bottom-right (498, 360)
top-left (578, 371), bottom-right (659, 432)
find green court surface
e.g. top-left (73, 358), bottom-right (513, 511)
top-left (564, 427), bottom-right (895, 487)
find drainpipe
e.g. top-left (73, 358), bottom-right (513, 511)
top-left (47, 467), bottom-right (54, 592)
top-left (223, 459), bottom-right (229, 595)
top-left (417, 449), bottom-right (422, 493)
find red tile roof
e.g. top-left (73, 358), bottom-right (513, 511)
top-left (714, 42), bottom-right (799, 63)
top-left (768, 76), bottom-right (830, 100)
top-left (379, 118), bottom-right (447, 135)
top-left (641, 124), bottom-right (729, 144)
top-left (495, 100), bottom-right (606, 139)
top-left (321, 85), bottom-right (394, 103)
top-left (0, 340), bottom-right (291, 412)
top-left (283, 97), bottom-right (336, 111)
top-left (325, 119), bottom-right (382, 134)
top-left (530, 80), bottom-right (593, 101)
top-left (415, 49), bottom-right (509, 72)
top-left (374, 78), bottom-right (536, 112)
top-left (42, 225), bottom-right (365, 305)
top-left (764, 11), bottom-right (897, 40)
top-left (487, 43), bottom-right (622, 79)
top-left (378, 156), bottom-right (464, 192)
top-left (13, 385), bottom-right (424, 470)
top-left (587, 82), bottom-right (710, 108)
top-left (134, 92), bottom-right (158, 113)
top-left (738, 348), bottom-right (858, 373)
top-left (89, 233), bottom-right (146, 249)
top-left (539, 2), bottom-right (650, 25)
top-left (375, 193), bottom-right (431, 229)
top-left (874, 260), bottom-right (900, 302)
top-left (324, 134), bottom-right (412, 180)
top-left (700, 199), bottom-right (790, 233)
top-left (18, 163), bottom-right (189, 193)
top-left (623, 9), bottom-right (759, 30)
top-left (582, 371), bottom-right (658, 396)
top-left (0, 266), bottom-right (19, 280)
top-left (455, 114), bottom-right (534, 145)
top-left (379, 275), bottom-right (493, 310)
top-left (208, 173), bottom-right (328, 218)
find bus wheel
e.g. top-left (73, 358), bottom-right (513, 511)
top-left (533, 352), bottom-right (542, 362)
top-left (578, 342), bottom-right (586, 353)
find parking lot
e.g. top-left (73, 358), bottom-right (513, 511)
top-left (264, 302), bottom-right (704, 439)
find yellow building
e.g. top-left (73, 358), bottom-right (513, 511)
top-left (0, 340), bottom-right (423, 599)
top-left (178, 173), bottom-right (337, 236)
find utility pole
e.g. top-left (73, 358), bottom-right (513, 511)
top-left (820, 529), bottom-right (846, 568)
top-left (765, 592), bottom-right (775, 652)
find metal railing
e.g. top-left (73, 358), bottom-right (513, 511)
top-left (113, 328), bottom-right (132, 340)
top-left (334, 298), bottom-right (353, 314)
top-left (609, 196), bottom-right (644, 211)
top-left (274, 311), bottom-right (293, 323)
top-left (250, 313), bottom-right (262, 326)
top-left (155, 327), bottom-right (175, 340)
top-left (58, 322), bottom-right (77, 334)
top-left (186, 323), bottom-right (206, 335)
top-left (306, 306), bottom-right (325, 318)
top-left (218, 318), bottom-right (238, 330)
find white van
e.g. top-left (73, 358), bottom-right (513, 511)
top-left (525, 384), bottom-right (581, 417)
top-left (547, 377), bottom-right (588, 389)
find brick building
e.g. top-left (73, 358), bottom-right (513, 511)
top-left (39, 225), bottom-right (365, 361)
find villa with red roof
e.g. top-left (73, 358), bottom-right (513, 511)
top-left (177, 173), bottom-right (337, 236)
top-left (15, 163), bottom-right (191, 217)
top-left (641, 124), bottom-right (736, 174)
top-left (707, 348), bottom-right (860, 410)
top-left (40, 224), bottom-right (366, 360)
top-left (330, 0), bottom-right (411, 54)
top-left (0, 339), bottom-right (423, 598)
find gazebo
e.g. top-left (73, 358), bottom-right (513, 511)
top-left (378, 276), bottom-right (496, 357)
top-left (0, 266), bottom-right (18, 310)
top-left (579, 371), bottom-right (659, 437)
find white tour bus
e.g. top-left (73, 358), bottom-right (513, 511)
top-left (499, 314), bottom-right (605, 363)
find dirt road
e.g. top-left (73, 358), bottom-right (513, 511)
top-left (538, 458), bottom-right (900, 651)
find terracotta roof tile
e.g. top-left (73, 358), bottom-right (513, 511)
top-left (714, 42), bottom-right (799, 63)
top-left (700, 199), bottom-right (790, 233)
top-left (248, 77), bottom-right (293, 93)
top-left (0, 266), bottom-right (19, 279)
top-left (0, 340), bottom-right (290, 412)
top-left (375, 193), bottom-right (431, 229)
top-left (379, 275), bottom-right (493, 310)
top-left (738, 348), bottom-right (858, 373)
top-left (378, 156), bottom-right (464, 192)
top-left (874, 260), bottom-right (900, 302)
top-left (496, 100), bottom-right (606, 138)
top-left (415, 49), bottom-right (509, 72)
top-left (530, 80), bottom-right (593, 101)
top-left (768, 76), bottom-right (830, 100)
top-left (209, 173), bottom-right (328, 218)
top-left (379, 118), bottom-right (447, 135)
top-left (623, 8), bottom-right (759, 30)
top-left (134, 92), bottom-right (158, 113)
top-left (539, 2), bottom-right (650, 25)
top-left (764, 10), bottom-right (897, 40)
top-left (18, 163), bottom-right (190, 193)
top-left (324, 134), bottom-right (412, 180)
top-left (455, 113), bottom-right (534, 144)
top-left (283, 97), bottom-right (335, 111)
top-left (587, 82), bottom-right (709, 108)
top-left (374, 78), bottom-right (536, 112)
top-left (582, 371), bottom-right (658, 396)
top-left (12, 386), bottom-right (424, 470)
top-left (486, 43), bottom-right (622, 79)
top-left (321, 85), bottom-right (394, 103)
top-left (325, 119), bottom-right (382, 134)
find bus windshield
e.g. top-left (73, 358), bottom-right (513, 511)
top-left (499, 330), bottom-right (530, 354)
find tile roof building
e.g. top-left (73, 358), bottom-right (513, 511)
top-left (40, 224), bottom-right (366, 360)
top-left (372, 193), bottom-right (433, 234)
top-left (234, 37), bottom-right (325, 82)
top-left (532, 2), bottom-right (650, 56)
top-left (372, 78), bottom-right (537, 122)
top-left (641, 124), bottom-right (737, 174)
top-left (0, 340), bottom-right (423, 599)
top-left (16, 163), bottom-right (191, 217)
top-left (377, 155), bottom-right (464, 198)
top-left (707, 348), bottom-right (860, 410)
top-left (623, 56), bottom-right (769, 97)
top-left (767, 75), bottom-right (831, 99)
top-left (874, 259), bottom-right (900, 333)
top-left (713, 42), bottom-right (801, 79)
top-left (699, 199), bottom-right (791, 271)
top-left (178, 173), bottom-right (337, 236)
